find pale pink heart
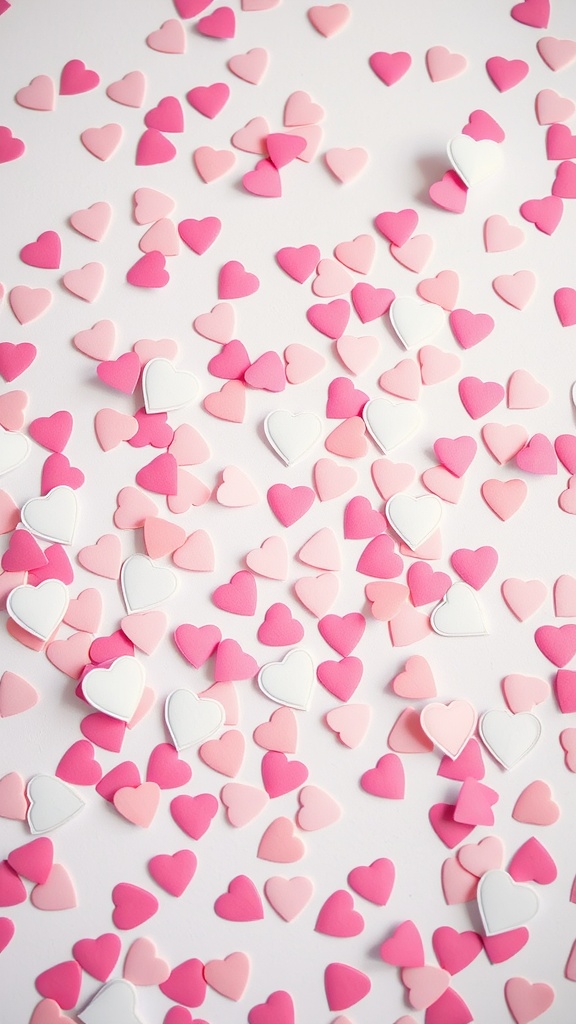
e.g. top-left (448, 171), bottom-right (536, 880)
top-left (567, 940), bottom-right (576, 981)
top-left (70, 202), bottom-right (112, 241)
top-left (166, 470), bottom-right (210, 515)
top-left (324, 147), bottom-right (369, 183)
top-left (120, 611), bottom-right (167, 655)
top-left (513, 781), bottom-right (560, 826)
top-left (253, 707), bottom-right (298, 754)
top-left (133, 187), bottom-right (175, 225)
top-left (204, 952), bottom-right (250, 1000)
top-left (258, 816), bottom-right (306, 862)
top-left (0, 670), bottom-right (39, 717)
top-left (29, 999), bottom-right (76, 1024)
top-left (194, 302), bottom-right (235, 342)
top-left (284, 90), bottom-right (324, 126)
top-left (73, 319), bottom-right (115, 360)
top-left (417, 270), bottom-right (459, 310)
top-left (388, 707), bottom-right (434, 752)
top-left (228, 47), bottom-right (269, 84)
top-left (418, 345), bottom-right (461, 385)
top-left (482, 422), bottom-right (529, 464)
top-left (295, 573), bottom-right (339, 617)
top-left (46, 632), bottom-right (93, 680)
top-left (246, 536), bottom-right (288, 580)
top-left (334, 234), bottom-right (375, 274)
top-left (312, 258), bottom-right (354, 298)
top-left (242, 0), bottom-right (281, 8)
top-left (9, 285), bottom-right (52, 324)
top-left (80, 124), bottom-right (123, 161)
top-left (536, 89), bottom-right (576, 125)
top-left (0, 772), bottom-right (27, 819)
top-left (501, 579), bottom-right (547, 621)
top-left (325, 704), bottom-right (371, 748)
top-left (221, 783), bottom-right (269, 827)
top-left (426, 45), bottom-right (468, 81)
top-left (31, 863), bottom-right (76, 910)
top-left (114, 487), bottom-right (158, 531)
top-left (392, 656), bottom-right (436, 698)
top-left (365, 582), bottom-right (409, 622)
top-left (193, 146), bottom-right (236, 182)
top-left (422, 465), bottom-right (465, 504)
top-left (199, 729), bottom-right (245, 777)
top-left (502, 674), bottom-right (550, 714)
top-left (314, 458), bottom-right (357, 501)
top-left (62, 263), bottom-right (105, 302)
top-left (123, 937), bottom-right (170, 985)
top-left (0, 571), bottom-right (28, 608)
top-left (401, 965), bottom-right (451, 1010)
top-left (308, 4), bottom-right (350, 37)
top-left (504, 978), bottom-right (554, 1024)
top-left (0, 490), bottom-right (19, 535)
top-left (441, 856), bottom-right (478, 904)
top-left (390, 234), bottom-right (434, 273)
top-left (146, 18), bottom-right (186, 53)
top-left (507, 369), bottom-right (549, 409)
top-left (297, 785), bottom-right (341, 830)
top-left (284, 343), bottom-right (326, 384)
top-left (336, 334), bottom-right (379, 375)
top-left (379, 359), bottom-right (420, 400)
top-left (168, 424), bottom-right (209, 465)
top-left (94, 408), bottom-right (138, 451)
top-left (139, 219), bottom-right (179, 256)
top-left (482, 478), bottom-right (527, 519)
top-left (264, 876), bottom-right (314, 920)
top-left (457, 836), bottom-right (505, 877)
top-left (172, 530), bottom-right (214, 571)
top-left (537, 36), bottom-right (576, 72)
top-left (287, 123), bottom-right (323, 162)
top-left (133, 338), bottom-right (178, 366)
top-left (230, 116), bottom-right (270, 155)
top-left (113, 782), bottom-right (161, 827)
top-left (78, 533), bottom-right (122, 578)
top-left (420, 701), bottom-right (477, 759)
top-left (559, 476), bottom-right (576, 514)
top-left (554, 574), bottom-right (576, 616)
top-left (298, 527), bottom-right (341, 571)
top-left (484, 215), bottom-right (525, 252)
top-left (493, 271), bottom-right (536, 309)
top-left (216, 466), bottom-right (258, 507)
top-left (0, 390), bottom-right (27, 430)
top-left (15, 75), bottom-right (56, 111)
top-left (371, 457), bottom-right (415, 499)
top-left (106, 70), bottom-right (146, 108)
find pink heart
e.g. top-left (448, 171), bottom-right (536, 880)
top-left (9, 285), bottom-right (52, 324)
top-left (263, 877), bottom-right (312, 921)
top-left (106, 70), bottom-right (146, 108)
top-left (214, 874), bottom-right (264, 921)
top-left (111, 882), bottom-right (158, 928)
top-left (80, 124), bottom-right (122, 161)
top-left (505, 978), bottom-right (554, 1024)
top-left (369, 51), bottom-right (412, 86)
top-left (146, 18), bottom-right (187, 53)
top-left (315, 889), bottom-right (364, 937)
top-left (31, 863), bottom-right (76, 910)
top-left (148, 850), bottom-right (197, 896)
top-left (204, 951), bottom-right (250, 1001)
top-left (15, 75), bottom-right (55, 111)
top-left (59, 59), bottom-right (99, 94)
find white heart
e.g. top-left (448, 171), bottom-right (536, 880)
top-left (477, 869), bottom-right (539, 936)
top-left (82, 656), bottom-right (145, 722)
top-left (165, 690), bottom-right (225, 750)
top-left (7, 579), bottom-right (69, 640)
top-left (258, 649), bottom-right (315, 710)
top-left (78, 981), bottom-right (142, 1024)
top-left (20, 485), bottom-right (78, 545)
top-left (386, 493), bottom-right (442, 550)
top-left (430, 582), bottom-right (488, 637)
top-left (389, 297), bottom-right (445, 349)
top-left (142, 357), bottom-right (198, 413)
top-left (363, 397), bottom-right (421, 453)
top-left (447, 135), bottom-right (504, 188)
top-left (479, 709), bottom-right (541, 769)
top-left (120, 554), bottom-right (178, 613)
top-left (0, 427), bottom-right (30, 476)
top-left (264, 410), bottom-right (323, 465)
top-left (27, 774), bottom-right (85, 834)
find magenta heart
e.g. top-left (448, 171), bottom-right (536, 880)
top-left (243, 158), bottom-right (282, 197)
top-left (214, 638), bottom-right (258, 681)
top-left (212, 570), bottom-right (257, 615)
top-left (72, 932), bottom-right (121, 981)
top-left (146, 743), bottom-right (192, 788)
top-left (534, 624), bottom-right (576, 667)
top-left (29, 410), bottom-right (73, 452)
top-left (428, 803), bottom-right (475, 848)
top-left (0, 126), bottom-right (25, 163)
top-left (380, 919), bottom-right (425, 966)
top-left (178, 216), bottom-right (221, 254)
top-left (318, 611), bottom-right (366, 655)
top-left (482, 927), bottom-right (529, 964)
top-left (261, 751), bottom-right (308, 797)
top-left (135, 452), bottom-right (178, 495)
top-left (369, 50), bottom-right (412, 86)
top-left (515, 433), bottom-right (557, 474)
top-left (218, 260), bottom-right (260, 299)
top-left (126, 249), bottom-right (170, 287)
top-left (28, 543), bottom-right (74, 585)
top-left (214, 874), bottom-right (264, 921)
top-left (438, 738), bottom-right (485, 781)
top-left (424, 986), bottom-right (473, 1024)
top-left (360, 753), bottom-right (405, 798)
top-left (351, 282), bottom-right (395, 322)
top-left (0, 860), bottom-right (27, 906)
top-left (0, 917), bottom-right (15, 954)
top-left (458, 376), bottom-right (505, 418)
top-left (89, 630), bottom-right (134, 664)
top-left (0, 341), bottom-right (36, 381)
top-left (174, 623), bottom-right (222, 667)
top-left (159, 958), bottom-right (206, 1007)
top-left (348, 857), bottom-right (395, 905)
top-left (306, 298), bottom-right (350, 338)
top-left (208, 339), bottom-right (251, 379)
top-left (59, 58), bottom-right (99, 94)
top-left (317, 656), bottom-right (363, 701)
top-left (276, 244), bottom-right (320, 282)
top-left (258, 603), bottom-right (304, 646)
top-left (407, 562), bottom-right (451, 606)
top-left (508, 836), bottom-right (557, 884)
top-left (135, 128), bottom-right (177, 166)
top-left (144, 95), bottom-right (184, 133)
top-left (81, 712), bottom-right (126, 753)
top-left (111, 882), bottom-right (158, 929)
top-left (432, 926), bottom-right (483, 974)
top-left (35, 960), bottom-right (82, 1009)
top-left (170, 793), bottom-right (219, 839)
top-left (97, 351), bottom-right (141, 393)
top-left (357, 535), bottom-right (403, 579)
top-left (95, 761), bottom-right (140, 801)
top-left (20, 230), bottom-right (61, 269)
top-left (128, 406), bottom-right (174, 448)
top-left (248, 990), bottom-right (295, 1024)
top-left (148, 850), bottom-right (197, 896)
top-left (2, 530), bottom-right (47, 572)
top-left (343, 496), bottom-right (387, 540)
top-left (40, 452), bottom-right (84, 494)
top-left (267, 483), bottom-right (315, 525)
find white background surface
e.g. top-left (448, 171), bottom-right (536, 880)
top-left (2, 0), bottom-right (576, 1021)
